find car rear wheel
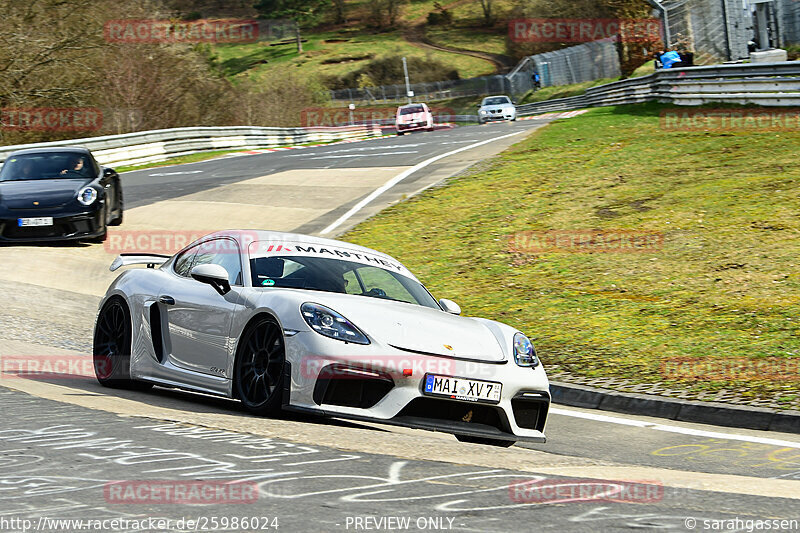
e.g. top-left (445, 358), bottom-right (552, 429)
top-left (235, 316), bottom-right (285, 415)
top-left (93, 297), bottom-right (152, 390)
top-left (455, 434), bottom-right (515, 447)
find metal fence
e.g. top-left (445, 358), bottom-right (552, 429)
top-left (515, 61), bottom-right (800, 116)
top-left (527, 40), bottom-right (621, 88)
top-left (779, 0), bottom-right (800, 45)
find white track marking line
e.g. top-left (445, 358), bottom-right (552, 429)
top-left (297, 151), bottom-right (419, 160)
top-left (320, 130), bottom-right (526, 235)
top-left (288, 144), bottom-right (424, 156)
top-left (147, 170), bottom-right (204, 176)
top-left (550, 407), bottom-right (800, 449)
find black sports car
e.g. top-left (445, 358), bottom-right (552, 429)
top-left (0, 147), bottom-right (123, 242)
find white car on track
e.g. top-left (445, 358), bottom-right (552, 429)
top-left (395, 103), bottom-right (434, 135)
top-left (94, 230), bottom-right (550, 446)
top-left (478, 95), bottom-right (517, 124)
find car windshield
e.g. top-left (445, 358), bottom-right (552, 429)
top-left (249, 254), bottom-right (440, 309)
top-left (0, 152), bottom-right (94, 181)
top-left (482, 97), bottom-right (511, 106)
top-left (399, 105), bottom-right (425, 115)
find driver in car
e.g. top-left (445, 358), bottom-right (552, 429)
top-left (60, 155), bottom-right (86, 175)
top-left (18, 159), bottom-right (36, 178)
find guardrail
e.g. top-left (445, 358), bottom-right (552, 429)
top-left (0, 124), bottom-right (382, 168)
top-left (516, 61), bottom-right (800, 116)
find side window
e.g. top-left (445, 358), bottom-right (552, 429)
top-left (192, 239), bottom-right (243, 286)
top-left (173, 246), bottom-right (199, 277)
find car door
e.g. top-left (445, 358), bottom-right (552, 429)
top-left (160, 238), bottom-right (244, 378)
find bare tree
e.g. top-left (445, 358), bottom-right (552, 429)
top-left (367, 0), bottom-right (405, 29)
top-left (331, 0), bottom-right (347, 24)
top-left (478, 0), bottom-right (494, 26)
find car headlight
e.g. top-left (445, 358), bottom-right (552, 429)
top-left (301, 303), bottom-right (369, 345)
top-left (77, 186), bottom-right (98, 206)
top-left (513, 332), bottom-right (539, 367)
top-left (479, 110), bottom-right (487, 114)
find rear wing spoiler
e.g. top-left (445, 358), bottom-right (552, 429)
top-left (110, 253), bottom-right (170, 272)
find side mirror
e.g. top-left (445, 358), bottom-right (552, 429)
top-left (191, 264), bottom-right (231, 295)
top-left (439, 298), bottom-right (461, 315)
top-left (102, 167), bottom-right (115, 177)
top-left (512, 101), bottom-right (517, 105)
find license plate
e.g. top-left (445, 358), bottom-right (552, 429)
top-left (18, 217), bottom-right (53, 227)
top-left (423, 374), bottom-right (502, 404)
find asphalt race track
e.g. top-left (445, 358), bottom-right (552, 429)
top-left (1, 121), bottom-right (799, 532)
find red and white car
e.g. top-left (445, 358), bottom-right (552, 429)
top-left (395, 103), bottom-right (434, 135)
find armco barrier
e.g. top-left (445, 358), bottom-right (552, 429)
top-left (516, 61), bottom-right (800, 116)
top-left (0, 124), bottom-right (382, 168)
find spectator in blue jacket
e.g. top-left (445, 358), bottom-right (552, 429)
top-left (659, 50), bottom-right (682, 69)
top-left (532, 70), bottom-right (541, 90)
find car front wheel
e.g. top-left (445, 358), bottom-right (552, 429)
top-left (235, 316), bottom-right (286, 415)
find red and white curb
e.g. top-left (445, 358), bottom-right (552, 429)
top-left (518, 109), bottom-right (590, 120)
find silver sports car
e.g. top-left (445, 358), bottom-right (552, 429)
top-left (94, 230), bottom-right (550, 446)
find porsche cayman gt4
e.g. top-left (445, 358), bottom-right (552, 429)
top-left (94, 230), bottom-right (550, 446)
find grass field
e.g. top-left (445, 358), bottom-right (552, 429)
top-left (211, 0), bottom-right (521, 85)
top-left (425, 27), bottom-right (508, 56)
top-left (214, 28), bottom-right (496, 82)
top-left (422, 0), bottom-right (515, 56)
top-left (343, 103), bottom-right (800, 404)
